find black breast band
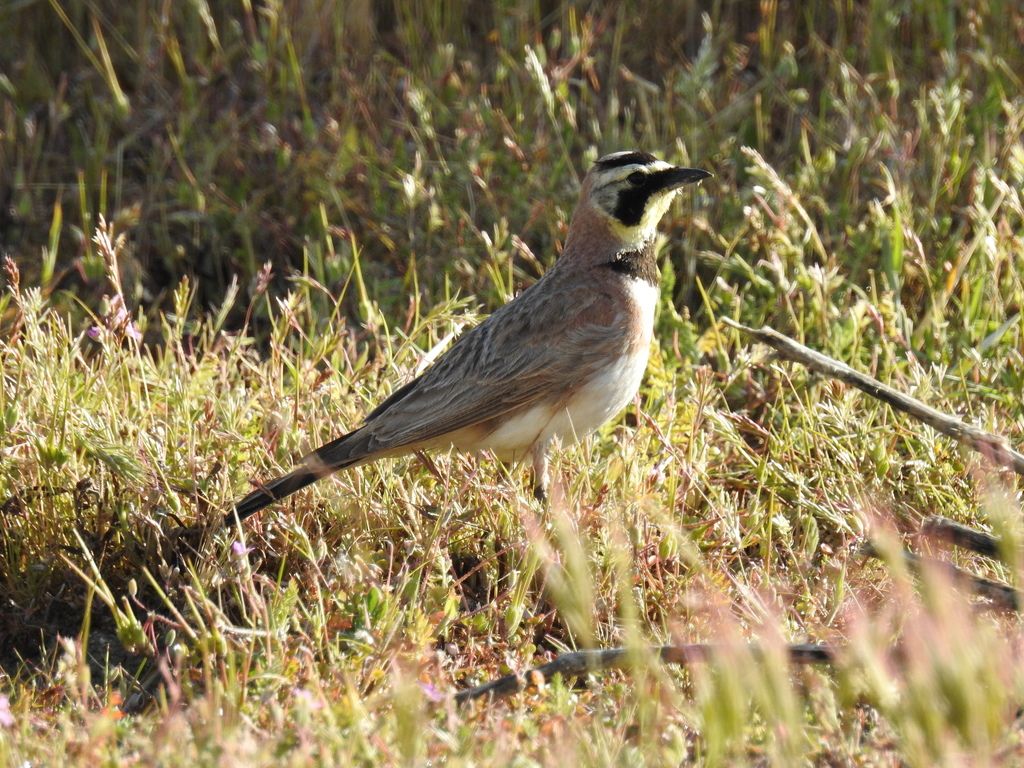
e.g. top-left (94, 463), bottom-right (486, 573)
top-left (604, 247), bottom-right (658, 287)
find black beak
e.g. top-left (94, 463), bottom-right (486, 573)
top-left (652, 166), bottom-right (712, 193)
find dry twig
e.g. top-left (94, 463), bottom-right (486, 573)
top-left (722, 318), bottom-right (1024, 476)
top-left (455, 643), bottom-right (835, 704)
top-left (921, 515), bottom-right (1001, 558)
top-left (860, 543), bottom-right (1019, 611)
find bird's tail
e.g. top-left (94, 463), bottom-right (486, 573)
top-left (224, 428), bottom-right (371, 527)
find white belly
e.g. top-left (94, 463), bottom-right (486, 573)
top-left (547, 344), bottom-right (651, 441)
top-left (453, 276), bottom-right (657, 460)
top-left (461, 347), bottom-right (648, 460)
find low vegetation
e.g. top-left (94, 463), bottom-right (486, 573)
top-left (2, 2), bottom-right (1024, 765)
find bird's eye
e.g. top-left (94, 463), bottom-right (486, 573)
top-left (627, 171), bottom-right (645, 186)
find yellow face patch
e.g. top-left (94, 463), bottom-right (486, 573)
top-left (589, 159), bottom-right (681, 246)
top-left (601, 186), bottom-right (679, 247)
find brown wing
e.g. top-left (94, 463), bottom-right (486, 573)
top-left (229, 266), bottom-right (635, 525)
top-left (345, 267), bottom-right (630, 456)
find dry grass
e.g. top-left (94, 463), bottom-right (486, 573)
top-left (2, 1), bottom-right (1024, 765)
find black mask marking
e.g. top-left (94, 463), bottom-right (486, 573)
top-left (612, 185), bottom-right (652, 226)
top-left (609, 166), bottom-right (709, 226)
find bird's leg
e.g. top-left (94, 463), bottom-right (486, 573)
top-left (530, 440), bottom-right (550, 502)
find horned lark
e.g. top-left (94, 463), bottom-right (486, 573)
top-left (228, 151), bottom-right (709, 525)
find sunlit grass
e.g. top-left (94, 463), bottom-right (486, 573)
top-left (2, 1), bottom-right (1024, 765)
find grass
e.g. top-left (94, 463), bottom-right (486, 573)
top-left (2, 1), bottom-right (1024, 765)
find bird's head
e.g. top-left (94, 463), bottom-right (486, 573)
top-left (573, 151), bottom-right (710, 252)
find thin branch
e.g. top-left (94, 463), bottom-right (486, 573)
top-left (922, 515), bottom-right (1001, 559)
top-left (860, 543), bottom-right (1019, 611)
top-left (722, 318), bottom-right (1024, 477)
top-left (454, 643), bottom-right (835, 704)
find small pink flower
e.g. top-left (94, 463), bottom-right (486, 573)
top-left (0, 695), bottom-right (14, 728)
top-left (107, 295), bottom-right (143, 341)
top-left (419, 681), bottom-right (443, 703)
top-left (231, 541), bottom-right (250, 557)
top-left (124, 322), bottom-right (143, 342)
top-left (292, 687), bottom-right (324, 710)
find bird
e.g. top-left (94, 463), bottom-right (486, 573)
top-left (227, 151), bottom-right (710, 527)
